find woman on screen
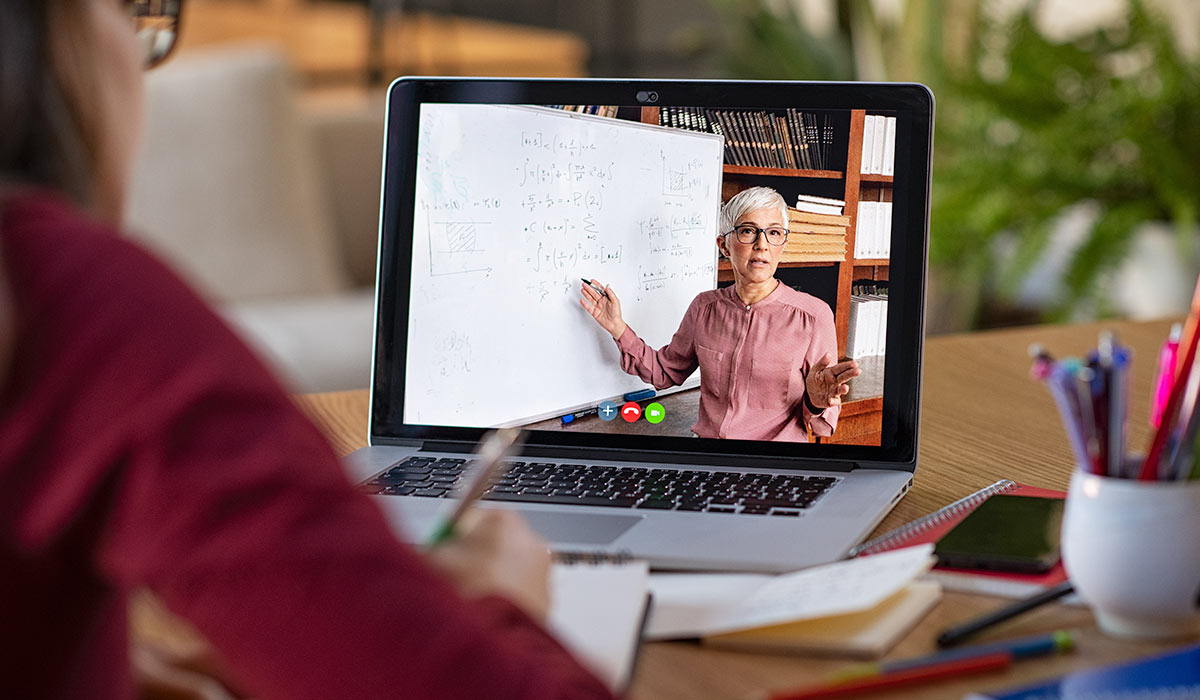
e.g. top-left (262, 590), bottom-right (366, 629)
top-left (580, 186), bottom-right (859, 441)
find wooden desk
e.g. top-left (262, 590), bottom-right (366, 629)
top-left (294, 318), bottom-right (1193, 699)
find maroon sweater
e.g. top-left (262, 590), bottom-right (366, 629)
top-left (0, 192), bottom-right (614, 700)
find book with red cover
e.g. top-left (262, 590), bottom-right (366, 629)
top-left (850, 480), bottom-right (1068, 598)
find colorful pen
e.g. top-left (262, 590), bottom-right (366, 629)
top-left (1151, 323), bottom-right (1182, 429)
top-left (1140, 276), bottom-right (1200, 480)
top-left (766, 631), bottom-right (1075, 700)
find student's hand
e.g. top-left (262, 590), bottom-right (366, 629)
top-left (425, 509), bottom-right (552, 623)
top-left (579, 279), bottom-right (627, 340)
top-left (133, 638), bottom-right (248, 700)
top-left (805, 353), bottom-right (861, 410)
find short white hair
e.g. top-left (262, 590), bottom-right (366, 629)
top-left (720, 186), bottom-right (789, 235)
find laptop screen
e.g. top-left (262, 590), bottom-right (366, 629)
top-left (374, 80), bottom-right (932, 468)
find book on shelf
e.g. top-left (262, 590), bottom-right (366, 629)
top-left (882, 116), bottom-right (896, 177)
top-left (860, 114), bottom-right (877, 175)
top-left (854, 200), bottom-right (892, 260)
top-left (795, 193), bottom-right (846, 216)
top-left (846, 281), bottom-right (887, 359)
top-left (552, 105), bottom-right (618, 118)
top-left (860, 114), bottom-right (896, 176)
top-left (790, 210), bottom-right (851, 227)
top-left (659, 108), bottom-right (835, 170)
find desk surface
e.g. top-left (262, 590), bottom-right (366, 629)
top-left (294, 318), bottom-right (1197, 700)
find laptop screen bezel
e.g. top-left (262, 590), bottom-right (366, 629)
top-left (371, 78), bottom-right (932, 469)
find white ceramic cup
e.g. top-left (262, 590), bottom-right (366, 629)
top-left (1062, 469), bottom-right (1200, 639)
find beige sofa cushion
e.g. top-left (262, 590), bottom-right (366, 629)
top-left (126, 45), bottom-right (349, 302)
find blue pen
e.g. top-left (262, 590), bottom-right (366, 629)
top-left (623, 388), bottom-right (656, 402)
top-left (1043, 360), bottom-right (1090, 471)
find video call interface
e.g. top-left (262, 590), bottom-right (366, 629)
top-left (402, 102), bottom-right (900, 447)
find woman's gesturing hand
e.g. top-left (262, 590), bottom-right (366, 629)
top-left (805, 353), bottom-right (861, 410)
top-left (579, 279), bottom-right (627, 340)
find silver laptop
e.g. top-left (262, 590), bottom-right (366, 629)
top-left (345, 78), bottom-right (933, 573)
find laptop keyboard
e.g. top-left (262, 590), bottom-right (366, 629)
top-left (360, 456), bottom-right (840, 516)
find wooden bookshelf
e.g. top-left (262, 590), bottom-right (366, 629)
top-left (641, 107), bottom-right (892, 445)
top-left (722, 165), bottom-right (843, 179)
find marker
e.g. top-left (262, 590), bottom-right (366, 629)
top-left (561, 408), bottom-right (597, 425)
top-left (581, 278), bottom-right (610, 299)
top-left (623, 388), bottom-right (656, 402)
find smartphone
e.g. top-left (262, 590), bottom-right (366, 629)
top-left (933, 495), bottom-right (1064, 574)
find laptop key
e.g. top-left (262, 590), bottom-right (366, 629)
top-left (484, 492), bottom-right (639, 508)
top-left (382, 485), bottom-right (416, 496)
top-left (637, 499), bottom-right (675, 510)
top-left (414, 487), bottom-right (448, 497)
top-left (771, 510), bottom-right (801, 517)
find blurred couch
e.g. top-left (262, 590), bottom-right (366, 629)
top-left (126, 45), bottom-right (384, 392)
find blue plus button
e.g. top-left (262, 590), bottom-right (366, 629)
top-left (597, 401), bottom-right (620, 421)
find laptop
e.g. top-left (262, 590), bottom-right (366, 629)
top-left (345, 78), bottom-right (933, 573)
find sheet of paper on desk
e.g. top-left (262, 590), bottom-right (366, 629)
top-left (646, 544), bottom-right (935, 640)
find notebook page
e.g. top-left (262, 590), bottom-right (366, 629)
top-left (648, 544), bottom-right (934, 639)
top-left (548, 560), bottom-right (650, 691)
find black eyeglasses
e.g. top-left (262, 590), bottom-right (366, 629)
top-left (127, 0), bottom-right (182, 69)
top-left (726, 224), bottom-right (788, 246)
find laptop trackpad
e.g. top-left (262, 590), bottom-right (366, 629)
top-left (519, 511), bottom-right (642, 545)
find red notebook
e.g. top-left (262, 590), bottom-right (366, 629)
top-left (850, 480), bottom-right (1068, 598)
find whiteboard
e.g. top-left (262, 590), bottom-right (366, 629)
top-left (404, 104), bottom-right (724, 427)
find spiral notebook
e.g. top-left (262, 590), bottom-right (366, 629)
top-left (548, 554), bottom-right (651, 692)
top-left (849, 480), bottom-right (1069, 598)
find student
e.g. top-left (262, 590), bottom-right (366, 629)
top-left (0, 1), bottom-right (613, 699)
top-left (580, 187), bottom-right (860, 441)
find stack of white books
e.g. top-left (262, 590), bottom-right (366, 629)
top-left (854, 201), bottom-right (892, 260)
top-left (846, 292), bottom-right (888, 359)
top-left (860, 114), bottom-right (896, 176)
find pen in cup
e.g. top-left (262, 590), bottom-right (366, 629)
top-left (1151, 323), bottom-right (1182, 429)
top-left (425, 428), bottom-right (524, 546)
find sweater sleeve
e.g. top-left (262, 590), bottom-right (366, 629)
top-left (614, 297), bottom-right (701, 390)
top-left (7, 207), bottom-right (614, 700)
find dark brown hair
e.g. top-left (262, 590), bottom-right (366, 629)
top-left (0, 0), bottom-right (97, 206)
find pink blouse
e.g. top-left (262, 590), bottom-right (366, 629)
top-left (616, 283), bottom-right (840, 441)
